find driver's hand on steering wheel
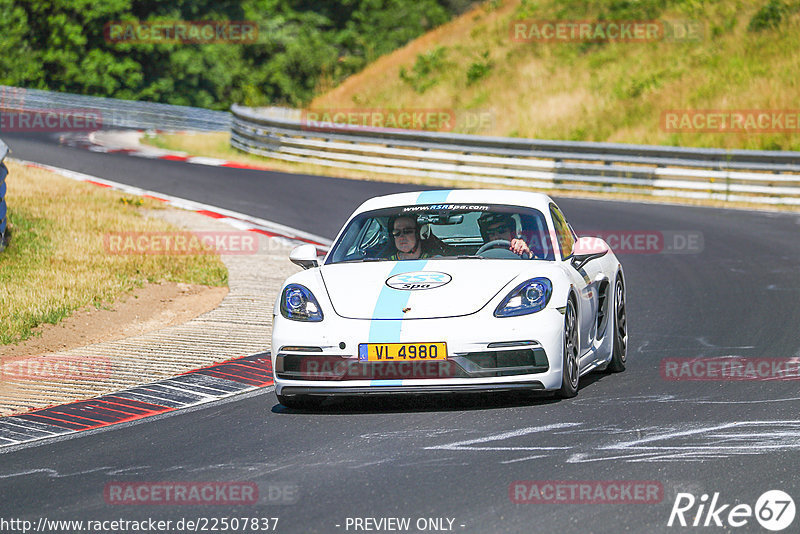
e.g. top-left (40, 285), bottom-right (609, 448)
top-left (510, 238), bottom-right (532, 258)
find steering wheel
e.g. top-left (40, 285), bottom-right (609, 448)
top-left (476, 239), bottom-right (511, 255)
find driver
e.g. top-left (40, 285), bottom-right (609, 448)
top-left (386, 215), bottom-right (433, 260)
top-left (477, 212), bottom-right (532, 258)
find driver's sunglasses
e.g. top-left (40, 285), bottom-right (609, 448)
top-left (392, 228), bottom-right (416, 238)
top-left (486, 224), bottom-right (510, 237)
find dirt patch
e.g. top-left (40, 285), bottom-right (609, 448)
top-left (0, 282), bottom-right (227, 361)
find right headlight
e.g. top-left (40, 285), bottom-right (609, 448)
top-left (494, 277), bottom-right (553, 317)
top-left (280, 284), bottom-right (324, 322)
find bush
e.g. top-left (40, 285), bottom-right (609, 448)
top-left (748, 0), bottom-right (786, 31)
top-left (0, 0), bottom-right (459, 109)
top-left (466, 51), bottom-right (492, 85)
top-left (399, 46), bottom-right (449, 93)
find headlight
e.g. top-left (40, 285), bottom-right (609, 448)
top-left (494, 278), bottom-right (552, 317)
top-left (280, 284), bottom-right (324, 322)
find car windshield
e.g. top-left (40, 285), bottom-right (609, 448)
top-left (326, 204), bottom-right (555, 264)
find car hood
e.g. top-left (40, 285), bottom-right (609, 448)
top-left (319, 260), bottom-right (527, 320)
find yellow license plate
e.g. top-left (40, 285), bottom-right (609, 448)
top-left (358, 342), bottom-right (447, 362)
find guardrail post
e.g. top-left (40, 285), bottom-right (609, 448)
top-left (724, 150), bottom-right (732, 202)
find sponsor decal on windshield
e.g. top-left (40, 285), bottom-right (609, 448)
top-left (402, 204), bottom-right (490, 212)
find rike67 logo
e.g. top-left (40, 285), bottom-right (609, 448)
top-left (668, 490), bottom-right (795, 531)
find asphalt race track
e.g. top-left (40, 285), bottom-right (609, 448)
top-left (2, 132), bottom-right (799, 533)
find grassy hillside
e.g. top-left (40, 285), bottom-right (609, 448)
top-left (311, 0), bottom-right (800, 151)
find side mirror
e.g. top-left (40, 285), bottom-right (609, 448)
top-left (570, 236), bottom-right (609, 270)
top-left (289, 244), bottom-right (320, 269)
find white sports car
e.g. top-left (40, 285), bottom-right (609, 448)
top-left (271, 190), bottom-right (626, 408)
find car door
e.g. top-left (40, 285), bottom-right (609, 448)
top-left (550, 204), bottom-right (602, 356)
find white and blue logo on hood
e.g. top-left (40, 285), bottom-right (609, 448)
top-left (385, 271), bottom-right (452, 291)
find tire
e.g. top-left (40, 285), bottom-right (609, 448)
top-left (557, 298), bottom-right (580, 398)
top-left (276, 394), bottom-right (323, 410)
top-left (606, 277), bottom-right (627, 373)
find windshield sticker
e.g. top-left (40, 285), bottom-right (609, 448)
top-left (402, 204), bottom-right (490, 212)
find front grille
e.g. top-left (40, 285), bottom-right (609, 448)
top-left (276, 354), bottom-right (467, 381)
top-left (457, 348), bottom-right (549, 376)
top-left (276, 347), bottom-right (549, 381)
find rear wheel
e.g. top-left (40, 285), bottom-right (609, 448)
top-left (277, 394), bottom-right (323, 410)
top-left (557, 299), bottom-right (580, 398)
top-left (607, 277), bottom-right (627, 373)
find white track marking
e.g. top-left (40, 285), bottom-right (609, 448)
top-left (499, 454), bottom-right (548, 464)
top-left (424, 423), bottom-right (581, 451)
top-left (423, 420), bottom-right (800, 464)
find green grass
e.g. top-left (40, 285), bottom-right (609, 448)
top-left (0, 161), bottom-right (227, 345)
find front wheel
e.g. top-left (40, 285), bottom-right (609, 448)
top-left (557, 299), bottom-right (580, 398)
top-left (606, 277), bottom-right (627, 373)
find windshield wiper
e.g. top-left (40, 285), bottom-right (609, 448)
top-left (336, 257), bottom-right (385, 264)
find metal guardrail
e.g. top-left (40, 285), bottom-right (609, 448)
top-left (1, 86), bottom-right (230, 132)
top-left (1, 138), bottom-right (8, 250)
top-left (1, 86), bottom-right (797, 206)
top-left (231, 104), bottom-right (800, 206)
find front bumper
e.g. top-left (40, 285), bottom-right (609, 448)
top-left (279, 381), bottom-right (545, 397)
top-left (271, 308), bottom-right (566, 395)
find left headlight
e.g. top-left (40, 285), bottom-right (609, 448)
top-left (494, 277), bottom-right (553, 317)
top-left (280, 284), bottom-right (324, 322)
